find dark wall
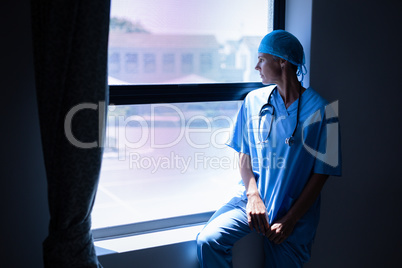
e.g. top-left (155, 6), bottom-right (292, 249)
top-left (307, 0), bottom-right (402, 267)
top-left (0, 1), bottom-right (49, 268)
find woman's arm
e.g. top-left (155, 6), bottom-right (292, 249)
top-left (239, 152), bottom-right (271, 235)
top-left (267, 173), bottom-right (329, 244)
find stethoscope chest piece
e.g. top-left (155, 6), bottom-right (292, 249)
top-left (285, 137), bottom-right (295, 146)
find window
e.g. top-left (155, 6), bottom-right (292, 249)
top-left (181, 53), bottom-right (194, 74)
top-left (94, 0), bottom-right (280, 241)
top-left (143, 53), bottom-right (156, 73)
top-left (200, 53), bottom-right (213, 73)
top-left (109, 52), bottom-right (120, 74)
top-left (93, 101), bottom-right (242, 229)
top-left (163, 53), bottom-right (175, 73)
top-left (125, 53), bottom-right (138, 73)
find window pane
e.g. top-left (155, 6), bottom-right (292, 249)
top-left (200, 53), bottom-right (213, 73)
top-left (143, 53), bottom-right (156, 73)
top-left (181, 53), bottom-right (194, 74)
top-left (92, 102), bottom-right (243, 229)
top-left (163, 53), bottom-right (175, 73)
top-left (125, 53), bottom-right (138, 73)
top-left (108, 0), bottom-right (273, 85)
top-left (109, 52), bottom-right (120, 74)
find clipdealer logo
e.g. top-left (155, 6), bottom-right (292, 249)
top-left (301, 100), bottom-right (340, 167)
top-left (63, 100), bottom-right (340, 168)
top-left (63, 102), bottom-right (235, 157)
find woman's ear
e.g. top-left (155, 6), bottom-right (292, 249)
top-left (280, 58), bottom-right (287, 69)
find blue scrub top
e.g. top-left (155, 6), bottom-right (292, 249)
top-left (227, 85), bottom-right (342, 245)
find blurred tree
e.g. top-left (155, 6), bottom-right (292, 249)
top-left (110, 17), bottom-right (150, 33)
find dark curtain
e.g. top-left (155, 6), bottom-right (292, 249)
top-left (31, 1), bottom-right (110, 267)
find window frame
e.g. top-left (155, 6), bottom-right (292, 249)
top-left (93, 0), bottom-right (285, 242)
top-left (108, 82), bottom-right (264, 105)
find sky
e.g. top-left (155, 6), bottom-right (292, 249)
top-left (110, 0), bottom-right (270, 42)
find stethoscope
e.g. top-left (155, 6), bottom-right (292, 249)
top-left (258, 84), bottom-right (301, 146)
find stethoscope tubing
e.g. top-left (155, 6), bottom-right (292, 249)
top-left (259, 84), bottom-right (302, 146)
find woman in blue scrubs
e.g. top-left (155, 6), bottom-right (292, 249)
top-left (197, 30), bottom-right (342, 267)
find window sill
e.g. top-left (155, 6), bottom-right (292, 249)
top-left (94, 223), bottom-right (205, 256)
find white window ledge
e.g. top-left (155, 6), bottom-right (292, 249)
top-left (94, 224), bottom-right (205, 256)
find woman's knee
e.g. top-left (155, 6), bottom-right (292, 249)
top-left (197, 228), bottom-right (215, 248)
top-left (197, 225), bottom-right (228, 252)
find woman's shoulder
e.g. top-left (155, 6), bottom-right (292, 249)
top-left (304, 87), bottom-right (329, 109)
top-left (245, 84), bottom-right (276, 102)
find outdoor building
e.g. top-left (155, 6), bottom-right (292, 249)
top-left (236, 36), bottom-right (261, 82)
top-left (108, 32), bottom-right (221, 84)
top-left (108, 32), bottom-right (263, 84)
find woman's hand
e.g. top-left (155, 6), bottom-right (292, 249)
top-left (266, 215), bottom-right (297, 244)
top-left (246, 192), bottom-right (270, 235)
top-left (265, 173), bottom-right (329, 244)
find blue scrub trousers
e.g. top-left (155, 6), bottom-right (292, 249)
top-left (196, 196), bottom-right (310, 268)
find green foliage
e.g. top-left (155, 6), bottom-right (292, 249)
top-left (110, 17), bottom-right (150, 33)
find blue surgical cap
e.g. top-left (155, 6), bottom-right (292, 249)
top-left (258, 30), bottom-right (307, 82)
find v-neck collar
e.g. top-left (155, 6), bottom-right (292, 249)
top-left (274, 87), bottom-right (310, 115)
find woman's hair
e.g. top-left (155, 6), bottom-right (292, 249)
top-left (272, 55), bottom-right (298, 74)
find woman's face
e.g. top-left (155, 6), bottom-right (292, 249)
top-left (255, 53), bottom-right (282, 85)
